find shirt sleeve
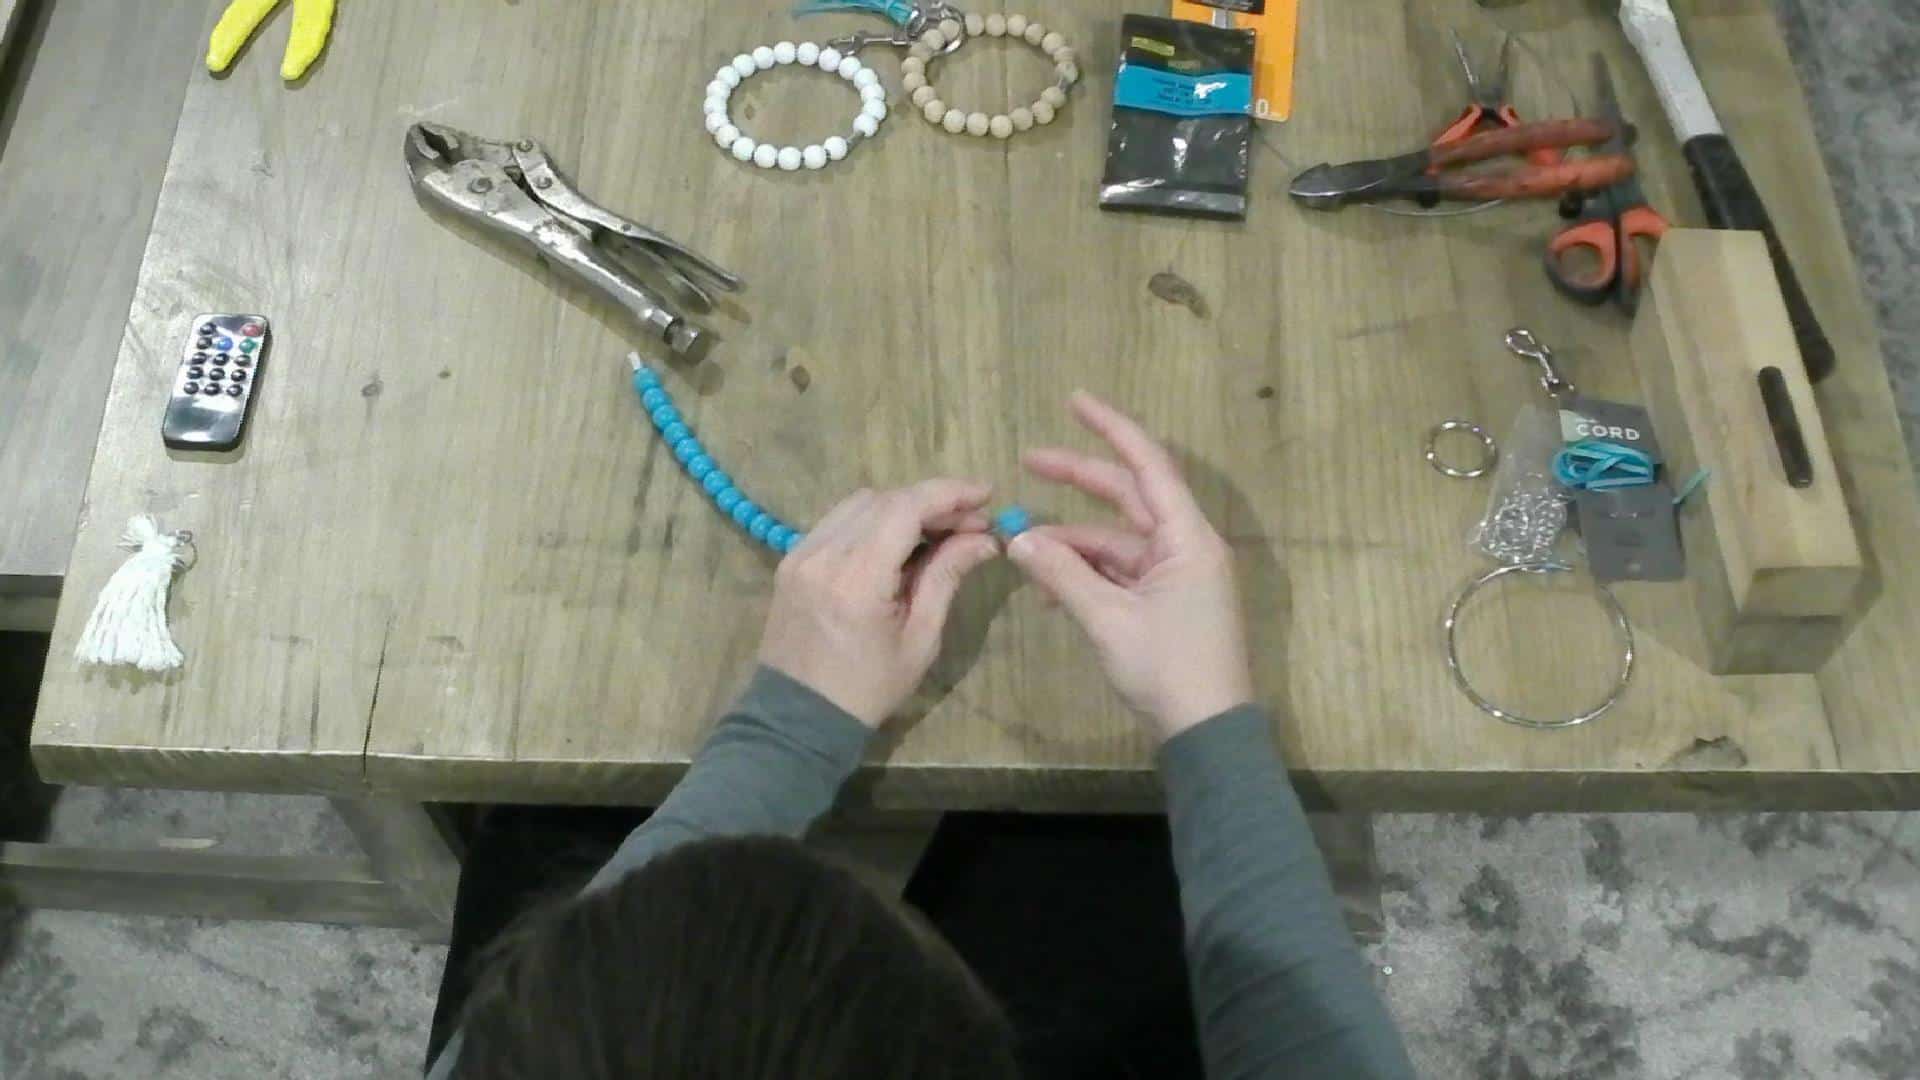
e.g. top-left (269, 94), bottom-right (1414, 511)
top-left (1156, 706), bottom-right (1415, 1080)
top-left (583, 664), bottom-right (874, 894)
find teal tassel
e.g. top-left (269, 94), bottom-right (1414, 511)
top-left (793, 0), bottom-right (916, 27)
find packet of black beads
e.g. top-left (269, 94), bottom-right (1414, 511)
top-left (1098, 14), bottom-right (1254, 219)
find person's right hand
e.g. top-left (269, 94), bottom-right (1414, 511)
top-left (1006, 392), bottom-right (1255, 743)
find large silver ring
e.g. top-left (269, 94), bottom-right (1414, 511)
top-left (1443, 562), bottom-right (1634, 730)
top-left (1426, 420), bottom-right (1497, 479)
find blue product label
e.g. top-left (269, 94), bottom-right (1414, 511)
top-left (1113, 64), bottom-right (1252, 118)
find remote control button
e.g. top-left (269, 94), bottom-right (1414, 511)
top-left (201, 383), bottom-right (222, 396)
top-left (187, 366), bottom-right (205, 379)
top-left (192, 352), bottom-right (210, 364)
top-left (239, 322), bottom-right (264, 337)
top-left (227, 384), bottom-right (244, 397)
top-left (239, 339), bottom-right (258, 354)
top-left (228, 368), bottom-right (247, 382)
top-left (206, 369), bottom-right (224, 381)
top-left (214, 337), bottom-right (233, 351)
top-left (235, 355), bottom-right (252, 367)
top-left (198, 321), bottom-right (216, 335)
top-left (182, 381), bottom-right (200, 393)
top-left (196, 337), bottom-right (213, 349)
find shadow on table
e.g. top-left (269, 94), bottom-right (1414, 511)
top-left (0, 631), bottom-right (59, 972)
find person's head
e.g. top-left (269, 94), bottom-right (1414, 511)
top-left (454, 834), bottom-right (1019, 1079)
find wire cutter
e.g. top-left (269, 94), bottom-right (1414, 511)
top-left (1543, 56), bottom-right (1670, 311)
top-left (404, 123), bottom-right (741, 359)
top-left (1433, 31), bottom-right (1560, 167)
top-left (1289, 117), bottom-right (1634, 210)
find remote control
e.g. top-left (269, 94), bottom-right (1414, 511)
top-left (163, 314), bottom-right (269, 451)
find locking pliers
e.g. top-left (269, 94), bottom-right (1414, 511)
top-left (404, 122), bottom-right (741, 358)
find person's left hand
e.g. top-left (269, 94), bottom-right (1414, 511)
top-left (758, 480), bottom-right (1000, 728)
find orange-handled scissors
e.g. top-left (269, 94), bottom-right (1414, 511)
top-left (1544, 56), bottom-right (1670, 311)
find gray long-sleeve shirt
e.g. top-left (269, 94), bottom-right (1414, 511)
top-left (431, 668), bottom-right (1413, 1078)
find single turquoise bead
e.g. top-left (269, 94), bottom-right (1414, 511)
top-left (779, 531), bottom-right (802, 554)
top-left (650, 403), bottom-right (680, 428)
top-left (701, 471), bottom-right (729, 495)
top-left (715, 488), bottom-right (743, 513)
top-left (766, 525), bottom-right (792, 550)
top-left (688, 456), bottom-right (714, 481)
top-left (634, 366), bottom-right (660, 388)
top-left (748, 513), bottom-right (773, 541)
top-left (640, 387), bottom-right (669, 411)
top-left (706, 470), bottom-right (731, 493)
top-left (731, 500), bottom-right (758, 527)
top-left (672, 436), bottom-right (701, 463)
top-left (993, 506), bottom-right (1033, 540)
top-left (661, 421), bottom-right (691, 445)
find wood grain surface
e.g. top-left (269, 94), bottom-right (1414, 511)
top-left (0, 0), bottom-right (210, 595)
top-left (31, 0), bottom-right (1920, 810)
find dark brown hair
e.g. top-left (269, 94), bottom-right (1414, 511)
top-left (454, 834), bottom-right (1020, 1079)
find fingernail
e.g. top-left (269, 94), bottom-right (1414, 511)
top-left (1006, 532), bottom-right (1035, 560)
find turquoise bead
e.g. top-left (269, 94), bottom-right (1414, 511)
top-left (706, 470), bottom-right (731, 492)
top-left (661, 421), bottom-right (691, 445)
top-left (716, 488), bottom-right (743, 513)
top-left (993, 506), bottom-right (1033, 540)
top-left (779, 531), bottom-right (802, 554)
top-left (701, 471), bottom-right (729, 495)
top-left (731, 500), bottom-right (758, 527)
top-left (640, 387), bottom-right (669, 411)
top-left (634, 366), bottom-right (660, 388)
top-left (672, 436), bottom-right (701, 463)
top-left (748, 513), bottom-right (773, 541)
top-left (766, 525), bottom-right (792, 550)
top-left (650, 403), bottom-right (680, 428)
top-left (688, 456), bottom-right (714, 481)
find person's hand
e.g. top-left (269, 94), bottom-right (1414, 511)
top-left (1007, 392), bottom-right (1254, 742)
top-left (758, 480), bottom-right (1001, 728)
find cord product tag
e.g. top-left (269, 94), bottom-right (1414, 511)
top-left (1558, 397), bottom-right (1662, 462)
top-left (1576, 486), bottom-right (1685, 582)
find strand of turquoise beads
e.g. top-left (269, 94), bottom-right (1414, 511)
top-left (629, 354), bottom-right (804, 555)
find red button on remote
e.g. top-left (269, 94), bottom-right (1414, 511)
top-left (239, 322), bottom-right (264, 337)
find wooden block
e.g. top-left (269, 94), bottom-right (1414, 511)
top-left (1630, 229), bottom-right (1867, 673)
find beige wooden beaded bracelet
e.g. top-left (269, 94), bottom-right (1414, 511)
top-left (902, 12), bottom-right (1079, 138)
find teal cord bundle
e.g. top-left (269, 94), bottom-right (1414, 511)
top-left (1553, 439), bottom-right (1657, 492)
top-left (792, 0), bottom-right (916, 25)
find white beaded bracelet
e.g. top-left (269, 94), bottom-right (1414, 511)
top-left (904, 12), bottom-right (1078, 138)
top-left (703, 41), bottom-right (888, 171)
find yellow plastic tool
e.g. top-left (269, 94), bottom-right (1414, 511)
top-left (206, 0), bottom-right (336, 81)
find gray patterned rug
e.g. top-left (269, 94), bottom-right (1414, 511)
top-left (1377, 813), bottom-right (1920, 1078)
top-left (2, 0), bottom-right (1916, 1076)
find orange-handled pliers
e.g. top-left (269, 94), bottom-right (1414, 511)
top-left (1544, 57), bottom-right (1671, 311)
top-left (1434, 32), bottom-right (1561, 168)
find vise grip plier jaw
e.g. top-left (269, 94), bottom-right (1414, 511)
top-left (404, 122), bottom-right (741, 359)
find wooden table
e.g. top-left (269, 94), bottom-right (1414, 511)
top-left (30, 0), bottom-right (1920, 817)
top-left (0, 0), bottom-right (206, 628)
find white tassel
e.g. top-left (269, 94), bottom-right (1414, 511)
top-left (74, 515), bottom-right (196, 673)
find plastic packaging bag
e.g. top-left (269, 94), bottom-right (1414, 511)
top-left (1470, 405), bottom-right (1571, 565)
top-left (1098, 14), bottom-right (1254, 219)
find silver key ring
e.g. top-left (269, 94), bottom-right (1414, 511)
top-left (1443, 561), bottom-right (1634, 730)
top-left (1425, 420), bottom-right (1498, 479)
